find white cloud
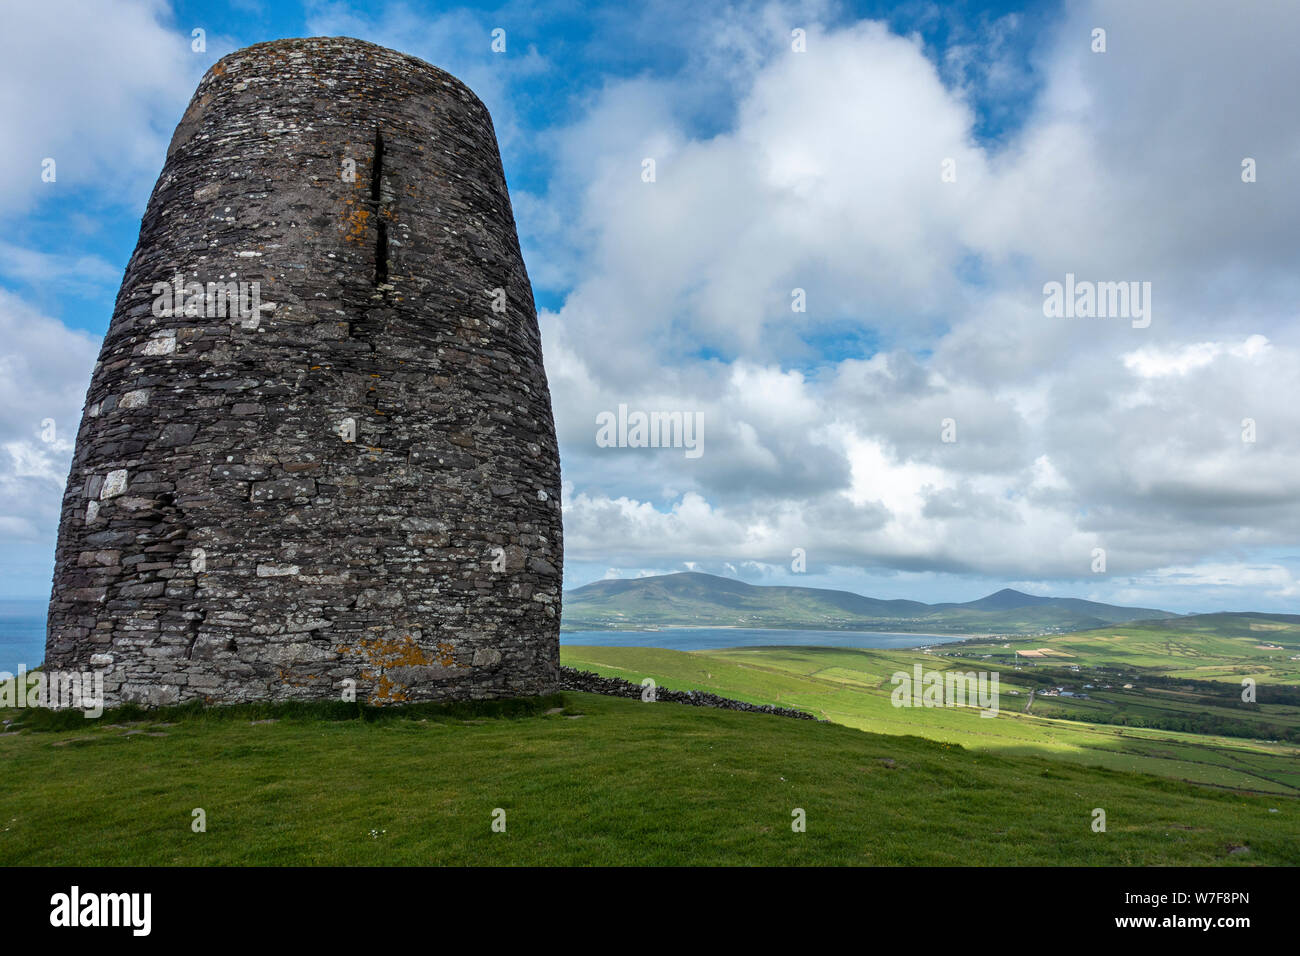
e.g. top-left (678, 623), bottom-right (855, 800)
top-left (0, 0), bottom-right (213, 216)
top-left (5, 0), bottom-right (1299, 611)
top-left (0, 242), bottom-right (120, 298)
top-left (1122, 335), bottom-right (1271, 378)
top-left (0, 291), bottom-right (98, 592)
top-left (540, 0), bottom-right (1300, 605)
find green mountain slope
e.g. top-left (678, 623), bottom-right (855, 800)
top-left (562, 572), bottom-right (1177, 634)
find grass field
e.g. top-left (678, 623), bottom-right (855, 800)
top-left (560, 644), bottom-right (1300, 796)
top-left (951, 614), bottom-right (1300, 684)
top-left (1, 691), bottom-right (1295, 865)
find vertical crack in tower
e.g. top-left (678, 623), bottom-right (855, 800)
top-left (371, 129), bottom-right (389, 289)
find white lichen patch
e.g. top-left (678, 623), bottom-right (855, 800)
top-left (101, 470), bottom-right (128, 499)
top-left (142, 331), bottom-right (177, 355)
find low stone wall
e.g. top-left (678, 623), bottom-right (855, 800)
top-left (559, 666), bottom-right (821, 721)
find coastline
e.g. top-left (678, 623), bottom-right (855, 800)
top-left (561, 624), bottom-right (988, 639)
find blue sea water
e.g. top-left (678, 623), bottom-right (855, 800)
top-left (0, 600), bottom-right (46, 674)
top-left (560, 627), bottom-right (968, 652)
top-left (1, 614), bottom-right (969, 674)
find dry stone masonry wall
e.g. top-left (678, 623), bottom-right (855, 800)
top-left (45, 37), bottom-right (563, 707)
top-left (559, 668), bottom-right (821, 720)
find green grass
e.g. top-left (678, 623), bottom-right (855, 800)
top-left (561, 645), bottom-right (1300, 796)
top-left (952, 616), bottom-right (1300, 684)
top-left (1, 690), bottom-right (1295, 865)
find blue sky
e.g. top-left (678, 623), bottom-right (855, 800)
top-left (21, 0), bottom-right (1057, 335)
top-left (4, 0), bottom-right (1300, 615)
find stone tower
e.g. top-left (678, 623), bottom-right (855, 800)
top-left (45, 37), bottom-right (563, 706)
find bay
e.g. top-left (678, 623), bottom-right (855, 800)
top-left (560, 626), bottom-right (970, 652)
top-left (0, 600), bottom-right (46, 675)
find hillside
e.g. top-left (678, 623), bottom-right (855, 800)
top-left (0, 692), bottom-right (1293, 865)
top-left (562, 640), bottom-right (1300, 796)
top-left (562, 572), bottom-right (1176, 634)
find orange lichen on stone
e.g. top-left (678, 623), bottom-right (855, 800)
top-left (342, 204), bottom-right (371, 242)
top-left (339, 633), bottom-right (453, 705)
top-left (373, 673), bottom-right (408, 703)
top-left (274, 666), bottom-right (319, 688)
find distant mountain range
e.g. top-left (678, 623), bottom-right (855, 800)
top-left (561, 572), bottom-right (1179, 635)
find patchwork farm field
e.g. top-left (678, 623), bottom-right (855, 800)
top-left (562, 626), bottom-right (1300, 797)
top-left (952, 612), bottom-right (1300, 684)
